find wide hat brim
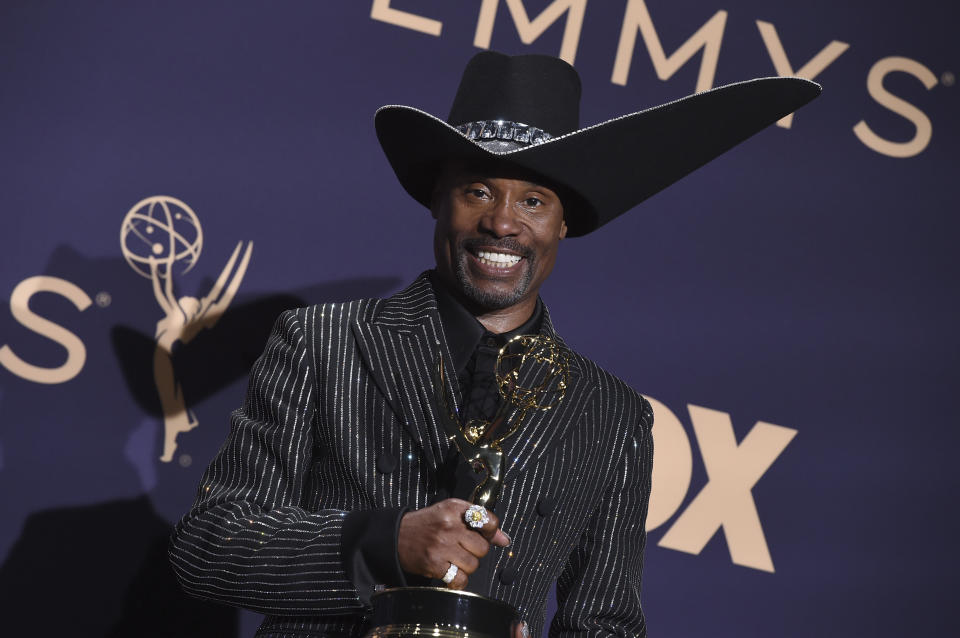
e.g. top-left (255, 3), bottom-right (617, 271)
top-left (375, 77), bottom-right (821, 237)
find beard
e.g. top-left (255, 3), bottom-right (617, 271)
top-left (452, 237), bottom-right (536, 311)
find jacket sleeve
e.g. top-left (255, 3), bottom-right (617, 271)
top-left (168, 309), bottom-right (406, 615)
top-left (550, 396), bottom-right (654, 638)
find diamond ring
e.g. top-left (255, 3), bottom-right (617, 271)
top-left (464, 504), bottom-right (490, 529)
top-left (441, 562), bottom-right (458, 585)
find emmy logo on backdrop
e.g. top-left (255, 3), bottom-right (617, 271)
top-left (120, 195), bottom-right (253, 462)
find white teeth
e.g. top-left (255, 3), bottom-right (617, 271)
top-left (477, 250), bottom-right (521, 266)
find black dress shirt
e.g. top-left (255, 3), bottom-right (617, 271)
top-left (430, 272), bottom-right (543, 595)
top-left (430, 271), bottom-right (543, 500)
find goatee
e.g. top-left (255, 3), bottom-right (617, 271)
top-left (454, 238), bottom-right (535, 311)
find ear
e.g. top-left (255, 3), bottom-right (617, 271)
top-left (559, 219), bottom-right (568, 240)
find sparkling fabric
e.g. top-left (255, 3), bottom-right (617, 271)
top-left (169, 273), bottom-right (653, 638)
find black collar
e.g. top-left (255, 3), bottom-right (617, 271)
top-left (429, 271), bottom-right (543, 375)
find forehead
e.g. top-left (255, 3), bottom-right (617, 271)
top-left (434, 160), bottom-right (561, 194)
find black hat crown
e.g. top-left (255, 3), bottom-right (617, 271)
top-left (447, 51), bottom-right (582, 138)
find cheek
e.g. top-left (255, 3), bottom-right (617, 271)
top-left (532, 239), bottom-right (560, 275)
top-left (433, 219), bottom-right (463, 268)
top-left (532, 224), bottom-right (564, 274)
top-left (536, 221), bottom-right (564, 255)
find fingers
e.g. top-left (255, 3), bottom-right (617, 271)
top-left (474, 507), bottom-right (511, 547)
top-left (449, 545), bottom-right (481, 575)
top-left (458, 520), bottom-right (509, 553)
top-left (476, 507), bottom-right (500, 540)
top-left (458, 527), bottom-right (491, 559)
top-left (449, 499), bottom-right (511, 547)
top-left (396, 498), bottom-right (511, 588)
top-left (442, 561), bottom-right (470, 591)
top-left (422, 530), bottom-right (481, 581)
top-left (434, 547), bottom-right (478, 590)
top-left (511, 621), bottom-right (529, 638)
top-left (490, 526), bottom-right (511, 547)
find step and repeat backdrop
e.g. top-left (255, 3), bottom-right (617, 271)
top-left (1, 1), bottom-right (956, 636)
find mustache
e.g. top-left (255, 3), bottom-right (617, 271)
top-left (461, 237), bottom-right (534, 260)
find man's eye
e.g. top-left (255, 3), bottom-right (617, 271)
top-left (523, 197), bottom-right (543, 208)
top-left (468, 188), bottom-right (490, 199)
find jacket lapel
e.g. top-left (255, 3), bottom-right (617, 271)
top-left (352, 274), bottom-right (596, 480)
top-left (351, 275), bottom-right (460, 472)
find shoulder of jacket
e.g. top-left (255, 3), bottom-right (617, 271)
top-left (285, 297), bottom-right (385, 326)
top-left (565, 348), bottom-right (652, 427)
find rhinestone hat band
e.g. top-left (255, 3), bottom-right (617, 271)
top-left (455, 120), bottom-right (554, 147)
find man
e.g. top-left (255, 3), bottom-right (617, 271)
top-left (170, 52), bottom-right (819, 637)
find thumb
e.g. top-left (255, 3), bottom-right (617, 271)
top-left (491, 528), bottom-right (511, 547)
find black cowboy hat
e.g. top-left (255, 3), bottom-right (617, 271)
top-left (376, 51), bottom-right (821, 237)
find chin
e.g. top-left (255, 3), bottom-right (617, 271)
top-left (455, 268), bottom-right (532, 311)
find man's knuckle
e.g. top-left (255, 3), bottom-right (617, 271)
top-left (441, 499), bottom-right (459, 512)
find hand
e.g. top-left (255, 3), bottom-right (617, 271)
top-left (397, 498), bottom-right (510, 590)
top-left (512, 620), bottom-right (529, 638)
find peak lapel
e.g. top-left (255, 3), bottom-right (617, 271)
top-left (351, 275), bottom-right (460, 472)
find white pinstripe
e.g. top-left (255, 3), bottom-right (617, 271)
top-left (169, 274), bottom-right (653, 638)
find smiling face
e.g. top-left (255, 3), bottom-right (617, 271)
top-left (431, 163), bottom-right (568, 321)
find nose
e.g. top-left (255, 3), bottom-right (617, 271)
top-left (479, 198), bottom-right (522, 238)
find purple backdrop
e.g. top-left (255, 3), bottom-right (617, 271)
top-left (1, 1), bottom-right (957, 636)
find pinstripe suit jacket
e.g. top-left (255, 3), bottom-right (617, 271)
top-left (170, 273), bottom-right (653, 638)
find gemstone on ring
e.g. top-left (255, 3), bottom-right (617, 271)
top-left (464, 504), bottom-right (490, 529)
top-left (442, 562), bottom-right (458, 585)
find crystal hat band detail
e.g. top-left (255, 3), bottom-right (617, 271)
top-left (375, 50), bottom-right (822, 237)
top-left (455, 120), bottom-right (553, 148)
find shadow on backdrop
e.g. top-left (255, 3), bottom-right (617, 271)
top-left (0, 243), bottom-right (403, 636)
top-left (0, 497), bottom-right (238, 637)
top-left (110, 276), bottom-right (402, 417)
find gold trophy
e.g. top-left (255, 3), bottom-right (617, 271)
top-left (437, 334), bottom-right (569, 510)
top-left (365, 335), bottom-right (570, 638)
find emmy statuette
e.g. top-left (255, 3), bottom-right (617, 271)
top-left (364, 335), bottom-right (570, 638)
